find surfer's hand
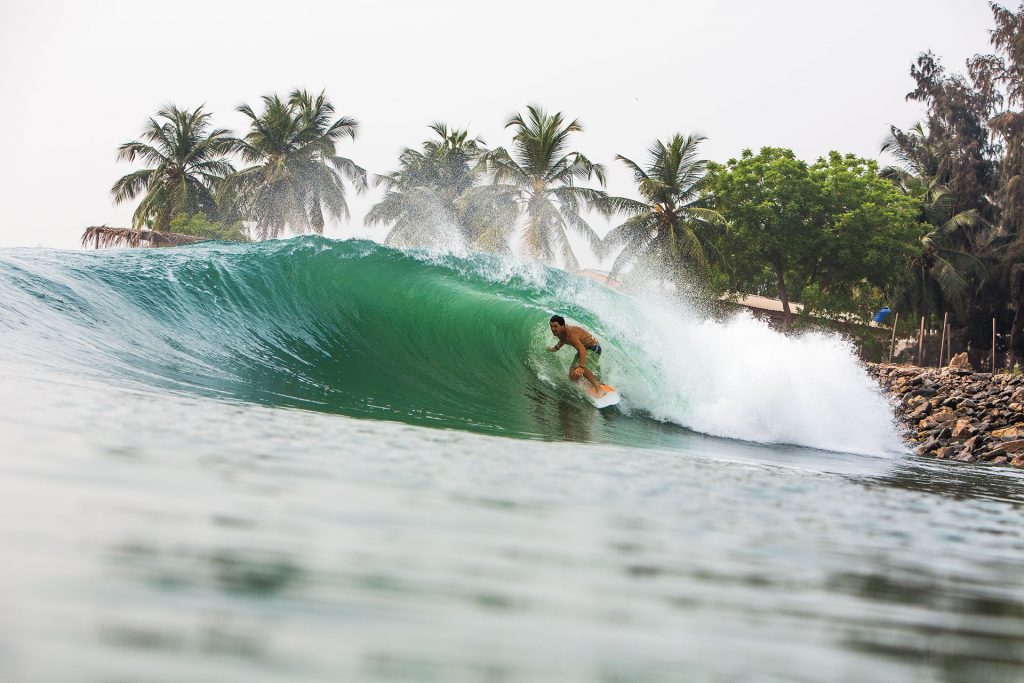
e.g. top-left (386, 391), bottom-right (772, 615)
top-left (570, 367), bottom-right (584, 380)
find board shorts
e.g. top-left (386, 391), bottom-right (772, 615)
top-left (571, 344), bottom-right (602, 374)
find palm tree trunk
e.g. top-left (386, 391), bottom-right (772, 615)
top-left (1010, 310), bottom-right (1018, 369)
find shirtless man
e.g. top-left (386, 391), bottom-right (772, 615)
top-left (546, 314), bottom-right (606, 397)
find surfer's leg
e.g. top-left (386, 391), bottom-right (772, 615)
top-left (580, 366), bottom-right (605, 396)
top-left (570, 357), bottom-right (604, 396)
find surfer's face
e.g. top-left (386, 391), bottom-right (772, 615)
top-left (550, 321), bottom-right (563, 336)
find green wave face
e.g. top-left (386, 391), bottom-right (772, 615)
top-left (0, 238), bottom-right (666, 445)
top-left (0, 237), bottom-right (902, 454)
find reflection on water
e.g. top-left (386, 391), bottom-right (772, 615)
top-left (831, 570), bottom-right (1024, 683)
top-left (554, 397), bottom-right (596, 444)
top-left (112, 542), bottom-right (304, 597)
top-left (1, 373), bottom-right (1023, 682)
top-left (870, 459), bottom-right (1024, 506)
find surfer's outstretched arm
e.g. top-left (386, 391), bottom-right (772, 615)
top-left (546, 341), bottom-right (564, 352)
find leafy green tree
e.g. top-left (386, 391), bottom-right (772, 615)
top-left (487, 106), bottom-right (609, 270)
top-left (111, 105), bottom-right (235, 231)
top-left (168, 213), bottom-right (250, 242)
top-left (705, 148), bottom-right (822, 328)
top-left (807, 152), bottom-right (926, 318)
top-left (605, 134), bottom-right (726, 283)
top-left (707, 148), bottom-right (924, 328)
top-left (365, 123), bottom-right (517, 252)
top-left (228, 89), bottom-right (367, 240)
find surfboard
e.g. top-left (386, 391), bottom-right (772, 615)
top-left (583, 383), bottom-right (621, 409)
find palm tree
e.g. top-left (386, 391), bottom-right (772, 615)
top-left (604, 134), bottom-right (726, 281)
top-left (882, 123), bottom-right (986, 318)
top-left (228, 89), bottom-right (367, 240)
top-left (880, 122), bottom-right (941, 187)
top-left (111, 105), bottom-right (235, 231)
top-left (894, 192), bottom-right (986, 320)
top-left (365, 123), bottom-right (517, 251)
top-left (487, 106), bottom-right (609, 270)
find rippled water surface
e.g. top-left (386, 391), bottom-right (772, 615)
top-left (2, 369), bottom-right (1023, 683)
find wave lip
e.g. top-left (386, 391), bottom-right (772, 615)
top-left (0, 237), bottom-right (902, 454)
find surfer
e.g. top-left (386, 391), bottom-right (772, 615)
top-left (546, 315), bottom-right (606, 397)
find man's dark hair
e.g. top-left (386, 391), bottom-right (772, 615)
top-left (550, 315), bottom-right (566, 326)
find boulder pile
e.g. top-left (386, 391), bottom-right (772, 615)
top-left (866, 363), bottom-right (1024, 467)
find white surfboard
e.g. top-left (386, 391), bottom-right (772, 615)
top-left (582, 383), bottom-right (621, 409)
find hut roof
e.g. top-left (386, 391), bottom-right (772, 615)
top-left (81, 226), bottom-right (203, 249)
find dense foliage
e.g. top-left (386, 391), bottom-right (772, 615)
top-left (881, 1), bottom-right (1024, 361)
top-left (704, 149), bottom-right (923, 328)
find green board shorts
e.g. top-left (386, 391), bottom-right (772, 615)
top-left (571, 344), bottom-right (602, 374)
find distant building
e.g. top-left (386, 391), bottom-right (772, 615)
top-left (721, 293), bottom-right (805, 327)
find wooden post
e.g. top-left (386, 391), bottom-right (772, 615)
top-left (888, 312), bottom-right (899, 363)
top-left (917, 315), bottom-right (926, 367)
top-left (992, 318), bottom-right (997, 373)
top-left (945, 323), bottom-right (952, 367)
top-left (938, 312), bottom-right (948, 368)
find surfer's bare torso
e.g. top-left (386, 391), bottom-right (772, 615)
top-left (554, 325), bottom-right (598, 351)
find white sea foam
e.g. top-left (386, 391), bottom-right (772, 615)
top-left (559, 279), bottom-right (904, 456)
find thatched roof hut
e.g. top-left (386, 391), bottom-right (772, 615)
top-left (81, 226), bottom-right (203, 249)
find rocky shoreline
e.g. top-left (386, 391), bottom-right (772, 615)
top-left (867, 363), bottom-right (1024, 467)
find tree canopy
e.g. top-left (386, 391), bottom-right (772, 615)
top-left (111, 105), bottom-right (235, 231)
top-left (706, 148), bottom-right (923, 328)
top-left (227, 89), bottom-right (367, 240)
top-left (365, 123), bottom-right (517, 252)
top-left (605, 134), bottom-right (726, 285)
top-left (488, 106), bottom-right (610, 270)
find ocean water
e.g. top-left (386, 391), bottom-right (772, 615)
top-left (1, 238), bottom-right (1022, 682)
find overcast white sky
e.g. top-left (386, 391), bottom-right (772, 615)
top-left (0, 0), bottom-right (1000, 263)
